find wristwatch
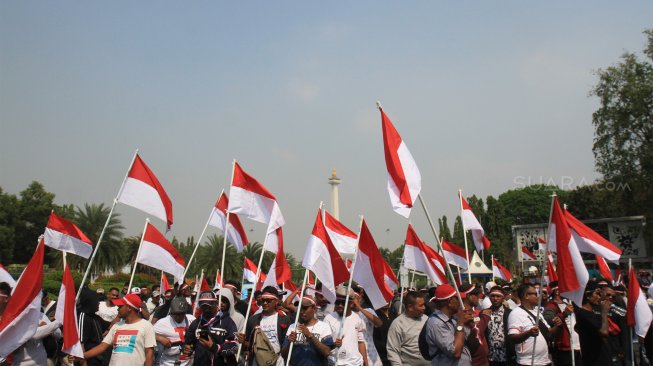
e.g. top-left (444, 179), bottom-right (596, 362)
top-left (456, 325), bottom-right (464, 332)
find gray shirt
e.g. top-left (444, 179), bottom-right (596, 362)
top-left (425, 309), bottom-right (472, 366)
top-left (386, 313), bottom-right (430, 366)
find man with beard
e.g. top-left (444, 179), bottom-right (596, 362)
top-left (281, 295), bottom-right (334, 365)
top-left (183, 291), bottom-right (238, 366)
top-left (481, 286), bottom-right (512, 366)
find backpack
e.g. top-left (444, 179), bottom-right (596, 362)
top-left (418, 316), bottom-right (439, 361)
top-left (252, 327), bottom-right (279, 366)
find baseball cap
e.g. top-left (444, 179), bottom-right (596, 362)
top-left (198, 291), bottom-right (218, 305)
top-left (432, 284), bottom-right (457, 301)
top-left (113, 293), bottom-right (142, 311)
top-left (169, 297), bottom-right (190, 314)
top-left (130, 287), bottom-right (141, 295)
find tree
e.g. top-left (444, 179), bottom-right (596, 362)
top-left (192, 234), bottom-right (243, 282)
top-left (13, 182), bottom-right (56, 262)
top-left (438, 216), bottom-right (452, 241)
top-left (452, 216), bottom-right (464, 246)
top-left (75, 203), bottom-right (125, 275)
top-left (0, 188), bottom-right (19, 263)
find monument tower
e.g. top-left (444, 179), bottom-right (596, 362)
top-left (328, 168), bottom-right (341, 220)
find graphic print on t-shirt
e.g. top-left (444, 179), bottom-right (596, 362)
top-left (113, 329), bottom-right (139, 353)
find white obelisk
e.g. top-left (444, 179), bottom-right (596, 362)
top-left (328, 168), bottom-right (341, 220)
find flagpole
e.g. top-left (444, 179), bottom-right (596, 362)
top-left (77, 149), bottom-right (139, 299)
top-left (491, 255), bottom-right (496, 282)
top-left (62, 252), bottom-right (67, 270)
top-left (417, 194), bottom-right (464, 304)
top-left (193, 269), bottom-right (204, 314)
top-left (128, 218), bottom-right (149, 291)
top-left (628, 258), bottom-right (635, 366)
top-left (458, 189), bottom-right (473, 284)
top-left (334, 215), bottom-right (364, 366)
top-left (531, 192), bottom-right (556, 366)
top-left (285, 269), bottom-right (309, 366)
top-left (181, 200), bottom-right (217, 280)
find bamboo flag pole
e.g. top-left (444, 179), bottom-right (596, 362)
top-left (128, 218), bottom-right (149, 291)
top-left (530, 192), bottom-right (556, 366)
top-left (285, 269), bottom-right (310, 366)
top-left (192, 269), bottom-right (205, 314)
top-left (417, 194), bottom-right (464, 304)
top-left (334, 215), bottom-right (364, 366)
top-left (182, 189), bottom-right (224, 281)
top-left (215, 161), bottom-right (237, 313)
top-left (78, 149), bottom-right (139, 299)
top-left (629, 258), bottom-right (635, 366)
top-left (458, 189), bottom-right (473, 284)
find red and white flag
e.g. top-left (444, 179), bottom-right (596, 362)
top-left (492, 256), bottom-right (512, 282)
top-left (160, 272), bottom-right (171, 292)
top-left (549, 197), bottom-right (588, 306)
top-left (0, 240), bottom-right (45, 358)
top-left (379, 104), bottom-right (421, 218)
top-left (136, 223), bottom-right (186, 281)
top-left (545, 251), bottom-right (558, 283)
top-left (228, 162), bottom-right (284, 253)
top-left (441, 240), bottom-right (469, 270)
top-left (117, 154), bottom-right (173, 229)
top-left (200, 277), bottom-right (211, 293)
top-left (403, 225), bottom-right (448, 285)
top-left (595, 255), bottom-right (613, 282)
top-left (460, 194), bottom-right (491, 252)
top-left (302, 210), bottom-right (351, 302)
top-left (262, 228), bottom-right (292, 288)
top-left (382, 261), bottom-right (399, 291)
top-left (538, 237), bottom-right (548, 250)
top-left (208, 192), bottom-right (249, 252)
top-left (324, 211), bottom-right (358, 256)
top-left (521, 246), bottom-right (537, 261)
top-left (352, 220), bottom-right (396, 309)
top-left (44, 212), bottom-right (94, 259)
top-left (627, 266), bottom-right (653, 338)
top-left (563, 211), bottom-right (622, 263)
top-left (214, 271), bottom-right (224, 289)
top-left (243, 257), bottom-right (265, 284)
top-left (54, 264), bottom-right (83, 358)
top-left (346, 259), bottom-right (353, 270)
top-left (0, 264), bottom-right (16, 287)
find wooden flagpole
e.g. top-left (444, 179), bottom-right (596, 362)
top-left (458, 189), bottom-right (473, 284)
top-left (128, 218), bottom-right (149, 291)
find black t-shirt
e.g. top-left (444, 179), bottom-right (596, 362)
top-left (373, 310), bottom-right (392, 366)
top-left (574, 306), bottom-right (614, 366)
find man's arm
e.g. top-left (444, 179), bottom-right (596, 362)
top-left (385, 321), bottom-right (404, 365)
top-left (83, 342), bottom-right (111, 359)
top-left (144, 347), bottom-right (153, 366)
top-left (358, 341), bottom-right (369, 366)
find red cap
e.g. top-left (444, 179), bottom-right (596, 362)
top-left (432, 284), bottom-right (456, 301)
top-left (113, 293), bottom-right (142, 311)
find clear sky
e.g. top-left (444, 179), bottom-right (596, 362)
top-left (1, 1), bottom-right (652, 258)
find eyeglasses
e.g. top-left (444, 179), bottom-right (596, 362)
top-left (334, 300), bottom-right (346, 306)
top-left (260, 298), bottom-right (277, 304)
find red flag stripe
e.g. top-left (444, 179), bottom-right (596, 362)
top-left (127, 155), bottom-right (173, 229)
top-left (232, 162), bottom-right (277, 200)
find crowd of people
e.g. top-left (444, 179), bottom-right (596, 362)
top-left (1, 272), bottom-right (653, 366)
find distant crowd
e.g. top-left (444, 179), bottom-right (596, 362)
top-left (1, 271), bottom-right (653, 366)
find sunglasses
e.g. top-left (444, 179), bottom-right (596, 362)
top-left (334, 300), bottom-right (346, 306)
top-left (261, 298), bottom-right (277, 304)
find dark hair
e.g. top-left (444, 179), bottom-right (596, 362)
top-left (224, 279), bottom-right (240, 291)
top-left (582, 282), bottom-right (599, 304)
top-left (108, 287), bottom-right (120, 293)
top-left (403, 291), bottom-right (423, 307)
top-left (0, 282), bottom-right (12, 296)
top-left (516, 283), bottom-right (534, 300)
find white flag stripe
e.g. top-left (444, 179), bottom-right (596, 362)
top-left (137, 241), bottom-right (185, 280)
top-left (228, 186), bottom-right (284, 230)
top-left (208, 208), bottom-right (246, 252)
top-left (403, 245), bottom-right (446, 286)
top-left (353, 251), bottom-right (389, 309)
top-left (0, 294), bottom-right (42, 357)
top-left (562, 235), bottom-right (589, 306)
top-left (118, 178), bottom-right (167, 224)
top-left (243, 268), bottom-right (257, 283)
top-left (634, 288), bottom-right (653, 337)
top-left (443, 250), bottom-right (468, 270)
top-left (324, 227), bottom-right (357, 256)
top-left (572, 230), bottom-right (621, 263)
top-left (44, 228), bottom-right (93, 259)
top-left (0, 267), bottom-right (16, 287)
top-left (302, 235), bottom-right (338, 303)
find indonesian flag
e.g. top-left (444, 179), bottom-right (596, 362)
top-left (208, 192), bottom-right (249, 252)
top-left (54, 264), bottom-right (83, 358)
top-left (595, 255), bottom-right (614, 282)
top-left (117, 154), bottom-right (173, 229)
top-left (136, 223), bottom-right (186, 281)
top-left (346, 259), bottom-right (353, 270)
top-left (243, 257), bottom-right (264, 283)
top-left (43, 212), bottom-right (93, 259)
top-left (492, 257), bottom-right (512, 282)
top-left (379, 104), bottom-right (421, 218)
top-left (0, 264), bottom-right (16, 287)
top-left (214, 271), bottom-right (224, 289)
top-left (228, 162), bottom-right (284, 253)
top-left (460, 194), bottom-right (491, 252)
top-left (521, 246), bottom-right (537, 261)
top-left (324, 211), bottom-right (358, 256)
top-left (546, 251), bottom-right (558, 283)
top-left (262, 228), bottom-right (292, 287)
top-left (383, 261), bottom-right (399, 291)
top-left (627, 266), bottom-right (653, 338)
top-left (302, 210), bottom-right (351, 302)
top-left (160, 272), bottom-right (171, 292)
top-left (538, 237), bottom-right (548, 250)
top-left (0, 240), bottom-right (44, 358)
top-left (441, 240), bottom-right (469, 270)
top-left (352, 220), bottom-right (396, 309)
top-left (549, 197), bottom-right (588, 306)
top-left (563, 211), bottom-right (622, 263)
top-left (403, 225), bottom-right (448, 286)
top-left (307, 271), bottom-right (316, 287)
top-left (200, 277), bottom-right (211, 292)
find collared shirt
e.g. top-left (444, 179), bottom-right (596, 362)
top-left (425, 309), bottom-right (472, 366)
top-left (487, 306), bottom-right (506, 362)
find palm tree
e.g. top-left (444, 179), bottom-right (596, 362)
top-left (74, 203), bottom-right (125, 276)
top-left (191, 234), bottom-right (244, 284)
top-left (242, 242), bottom-right (275, 274)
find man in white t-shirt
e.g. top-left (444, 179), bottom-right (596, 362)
top-left (82, 293), bottom-right (156, 366)
top-left (96, 287), bottom-right (120, 328)
top-left (282, 295), bottom-right (335, 365)
top-left (323, 286), bottom-right (367, 366)
top-left (153, 297), bottom-right (195, 366)
top-left (508, 283), bottom-right (562, 366)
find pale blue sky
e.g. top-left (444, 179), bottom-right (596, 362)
top-left (1, 2), bottom-right (652, 258)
